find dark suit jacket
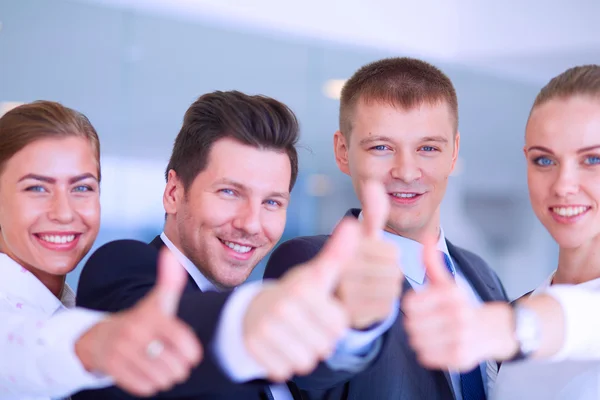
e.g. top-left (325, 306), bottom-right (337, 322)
top-left (264, 209), bottom-right (509, 400)
top-left (73, 236), bottom-right (362, 400)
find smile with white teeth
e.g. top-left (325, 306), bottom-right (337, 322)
top-left (222, 240), bottom-right (253, 254)
top-left (38, 234), bottom-right (76, 244)
top-left (392, 193), bottom-right (418, 198)
top-left (551, 206), bottom-right (590, 217)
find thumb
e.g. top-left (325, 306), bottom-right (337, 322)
top-left (360, 179), bottom-right (389, 238)
top-left (311, 217), bottom-right (361, 292)
top-left (150, 248), bottom-right (188, 315)
top-left (422, 235), bottom-right (453, 287)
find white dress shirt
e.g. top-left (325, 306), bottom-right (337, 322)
top-left (373, 223), bottom-right (495, 399)
top-left (0, 253), bottom-right (111, 400)
top-left (493, 274), bottom-right (600, 400)
top-left (160, 232), bottom-right (394, 400)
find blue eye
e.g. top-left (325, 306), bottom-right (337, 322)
top-left (584, 156), bottom-right (600, 165)
top-left (220, 189), bottom-right (235, 196)
top-left (265, 199), bottom-right (283, 209)
top-left (534, 156), bottom-right (554, 166)
top-left (370, 145), bottom-right (389, 151)
top-left (420, 146), bottom-right (438, 152)
top-left (26, 185), bottom-right (46, 193)
top-left (73, 185), bottom-right (93, 192)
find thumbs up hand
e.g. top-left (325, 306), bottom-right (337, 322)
top-left (403, 237), bottom-right (487, 371)
top-left (243, 218), bottom-right (360, 382)
top-left (334, 180), bottom-right (403, 329)
top-left (76, 249), bottom-right (203, 397)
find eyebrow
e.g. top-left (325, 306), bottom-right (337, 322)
top-left (18, 173), bottom-right (98, 184)
top-left (359, 135), bottom-right (449, 146)
top-left (421, 136), bottom-right (449, 144)
top-left (359, 135), bottom-right (394, 146)
top-left (215, 178), bottom-right (290, 200)
top-left (527, 145), bottom-right (600, 155)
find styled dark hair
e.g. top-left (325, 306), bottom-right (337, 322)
top-left (340, 57), bottom-right (458, 136)
top-left (0, 101), bottom-right (100, 179)
top-left (166, 90), bottom-right (300, 191)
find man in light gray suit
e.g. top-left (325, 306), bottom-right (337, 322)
top-left (264, 57), bottom-right (508, 400)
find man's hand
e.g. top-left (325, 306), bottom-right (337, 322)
top-left (75, 249), bottom-right (203, 397)
top-left (243, 218), bottom-right (360, 382)
top-left (335, 180), bottom-right (403, 329)
top-left (403, 237), bottom-right (517, 371)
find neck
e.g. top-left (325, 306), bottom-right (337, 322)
top-left (383, 218), bottom-right (441, 245)
top-left (17, 261), bottom-right (65, 298)
top-left (39, 273), bottom-right (66, 298)
top-left (162, 221), bottom-right (228, 291)
top-left (0, 245), bottom-right (65, 299)
top-left (554, 236), bottom-right (600, 285)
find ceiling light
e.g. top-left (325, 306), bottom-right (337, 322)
top-left (322, 79), bottom-right (347, 100)
top-left (0, 102), bottom-right (24, 118)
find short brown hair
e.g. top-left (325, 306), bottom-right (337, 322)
top-left (0, 101), bottom-right (101, 179)
top-left (532, 65), bottom-right (600, 111)
top-left (340, 57), bottom-right (458, 136)
top-left (166, 90), bottom-right (300, 191)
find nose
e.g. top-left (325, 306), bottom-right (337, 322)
top-left (232, 200), bottom-right (261, 236)
top-left (48, 190), bottom-right (75, 224)
top-left (551, 163), bottom-right (579, 199)
top-left (390, 151), bottom-right (422, 183)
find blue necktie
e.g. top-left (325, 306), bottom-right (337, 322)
top-left (440, 252), bottom-right (487, 400)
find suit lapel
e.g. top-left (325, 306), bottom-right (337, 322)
top-left (148, 234), bottom-right (199, 292)
top-left (150, 235), bottom-right (165, 250)
top-left (446, 240), bottom-right (498, 302)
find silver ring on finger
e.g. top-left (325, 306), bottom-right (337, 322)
top-left (146, 339), bottom-right (165, 360)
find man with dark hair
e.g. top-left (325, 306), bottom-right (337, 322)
top-left (74, 90), bottom-right (401, 399)
top-left (265, 58), bottom-right (509, 400)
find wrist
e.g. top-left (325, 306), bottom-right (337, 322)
top-left (481, 303), bottom-right (519, 361)
top-left (75, 327), bottom-right (97, 373)
top-left (75, 317), bottom-right (111, 374)
top-left (505, 301), bottom-right (542, 362)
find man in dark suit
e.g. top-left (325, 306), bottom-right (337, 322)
top-left (264, 58), bottom-right (509, 400)
top-left (74, 91), bottom-right (402, 399)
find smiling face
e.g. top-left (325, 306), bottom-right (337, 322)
top-left (334, 100), bottom-right (459, 242)
top-left (0, 136), bottom-right (101, 282)
top-left (164, 137), bottom-right (291, 289)
top-left (525, 95), bottom-right (600, 249)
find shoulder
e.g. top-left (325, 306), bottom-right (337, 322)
top-left (83, 239), bottom-right (158, 274)
top-left (77, 239), bottom-right (160, 309)
top-left (264, 235), bottom-right (329, 279)
top-left (450, 242), bottom-right (508, 299)
top-left (451, 244), bottom-right (491, 268)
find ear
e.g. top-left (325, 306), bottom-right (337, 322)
top-left (163, 169), bottom-right (182, 216)
top-left (522, 146), bottom-right (528, 158)
top-left (333, 130), bottom-right (351, 176)
top-left (449, 131), bottom-right (461, 173)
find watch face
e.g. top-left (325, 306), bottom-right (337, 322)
top-left (515, 305), bottom-right (542, 355)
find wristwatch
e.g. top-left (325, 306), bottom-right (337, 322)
top-left (508, 303), bottom-right (542, 361)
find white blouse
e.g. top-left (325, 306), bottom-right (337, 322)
top-left (493, 274), bottom-right (600, 400)
top-left (0, 253), bottom-right (111, 399)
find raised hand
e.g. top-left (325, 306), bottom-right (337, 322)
top-left (76, 249), bottom-right (203, 396)
top-left (334, 179), bottom-right (403, 329)
top-left (243, 218), bottom-right (360, 382)
top-left (403, 236), bottom-right (509, 371)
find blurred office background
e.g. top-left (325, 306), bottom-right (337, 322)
top-left (1, 0), bottom-right (599, 299)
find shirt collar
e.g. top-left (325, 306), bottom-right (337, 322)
top-left (356, 211), bottom-right (453, 285)
top-left (532, 270), bottom-right (600, 295)
top-left (0, 253), bottom-right (71, 315)
top-left (160, 232), bottom-right (219, 292)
